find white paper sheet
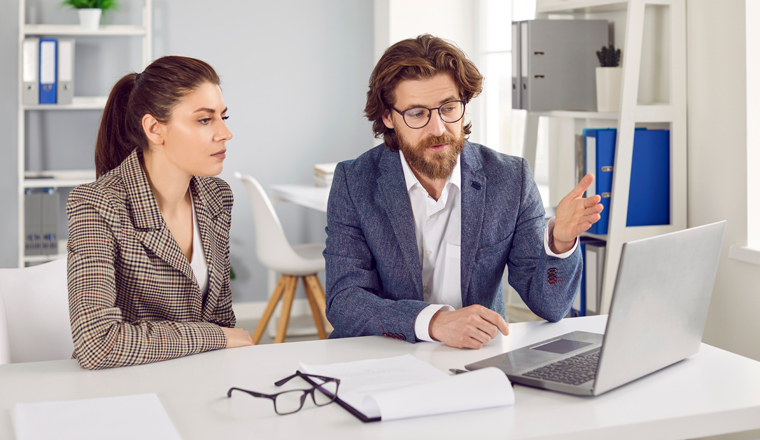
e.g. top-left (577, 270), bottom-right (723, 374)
top-left (11, 393), bottom-right (181, 440)
top-left (301, 354), bottom-right (514, 421)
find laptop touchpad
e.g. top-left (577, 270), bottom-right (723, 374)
top-left (531, 338), bottom-right (593, 354)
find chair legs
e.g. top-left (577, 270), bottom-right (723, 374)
top-left (303, 275), bottom-right (332, 332)
top-left (251, 274), bottom-right (331, 345)
top-left (252, 275), bottom-right (290, 344)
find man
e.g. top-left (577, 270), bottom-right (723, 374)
top-left (324, 35), bottom-right (602, 349)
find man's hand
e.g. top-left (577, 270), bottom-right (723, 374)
top-left (428, 305), bottom-right (509, 349)
top-left (553, 173), bottom-right (604, 253)
top-left (222, 327), bottom-right (254, 348)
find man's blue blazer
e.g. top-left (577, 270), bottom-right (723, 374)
top-left (324, 142), bottom-right (582, 342)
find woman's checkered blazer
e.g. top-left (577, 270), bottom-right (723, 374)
top-left (67, 149), bottom-right (236, 370)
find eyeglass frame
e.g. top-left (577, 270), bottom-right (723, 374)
top-left (390, 99), bottom-right (467, 129)
top-left (227, 371), bottom-right (341, 416)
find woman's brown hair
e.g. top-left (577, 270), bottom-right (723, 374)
top-left (94, 56), bottom-right (220, 177)
top-left (364, 34), bottom-right (483, 152)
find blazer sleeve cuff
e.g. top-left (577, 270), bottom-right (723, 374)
top-left (414, 304), bottom-right (455, 342)
top-left (182, 322), bottom-right (227, 354)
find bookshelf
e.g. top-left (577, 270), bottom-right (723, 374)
top-left (525, 0), bottom-right (687, 314)
top-left (16, 0), bottom-right (152, 267)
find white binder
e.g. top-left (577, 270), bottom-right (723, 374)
top-left (57, 39), bottom-right (75, 105)
top-left (22, 38), bottom-right (39, 106)
top-left (511, 22), bottom-right (521, 109)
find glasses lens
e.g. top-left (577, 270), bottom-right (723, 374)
top-left (274, 390), bottom-right (306, 415)
top-left (404, 107), bottom-right (431, 129)
top-left (439, 101), bottom-right (464, 123)
top-left (312, 380), bottom-right (338, 406)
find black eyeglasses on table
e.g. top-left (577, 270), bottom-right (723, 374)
top-left (227, 371), bottom-right (340, 415)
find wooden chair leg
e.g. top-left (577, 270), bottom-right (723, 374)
top-left (274, 275), bottom-right (298, 343)
top-left (251, 274), bottom-right (289, 345)
top-left (305, 275), bottom-right (332, 332)
top-left (302, 276), bottom-right (328, 339)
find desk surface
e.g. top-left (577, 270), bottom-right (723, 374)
top-left (1, 316), bottom-right (759, 440)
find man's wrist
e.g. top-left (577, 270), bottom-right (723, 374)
top-left (428, 310), bottom-right (446, 342)
top-left (415, 304), bottom-right (453, 342)
top-left (552, 237), bottom-right (575, 254)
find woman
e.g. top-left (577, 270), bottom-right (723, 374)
top-left (67, 56), bottom-right (252, 370)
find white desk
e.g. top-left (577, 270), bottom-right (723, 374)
top-left (2, 316), bottom-right (758, 440)
top-left (270, 184), bottom-right (330, 213)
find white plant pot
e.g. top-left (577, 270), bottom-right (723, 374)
top-left (78, 9), bottom-right (102, 31)
top-left (596, 67), bottom-right (622, 112)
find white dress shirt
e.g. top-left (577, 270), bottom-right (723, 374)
top-left (398, 151), bottom-right (578, 342)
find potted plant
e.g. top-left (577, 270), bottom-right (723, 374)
top-left (61, 0), bottom-right (118, 31)
top-left (595, 44), bottom-right (622, 112)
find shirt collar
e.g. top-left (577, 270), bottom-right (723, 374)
top-left (398, 149), bottom-right (462, 194)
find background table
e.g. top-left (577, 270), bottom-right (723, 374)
top-left (2, 316), bottom-right (759, 440)
top-left (270, 184), bottom-right (330, 213)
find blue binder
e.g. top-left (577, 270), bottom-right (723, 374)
top-left (39, 38), bottom-right (57, 104)
top-left (571, 240), bottom-right (588, 317)
top-left (585, 129), bottom-right (670, 235)
top-left (572, 237), bottom-right (607, 317)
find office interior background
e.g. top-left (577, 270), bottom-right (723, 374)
top-left (0, 0), bottom-right (758, 362)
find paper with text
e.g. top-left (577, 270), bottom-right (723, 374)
top-left (301, 354), bottom-right (514, 421)
top-left (11, 393), bottom-right (181, 440)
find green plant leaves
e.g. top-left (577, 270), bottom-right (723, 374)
top-left (61, 0), bottom-right (118, 11)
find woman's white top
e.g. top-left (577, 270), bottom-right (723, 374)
top-left (189, 192), bottom-right (209, 300)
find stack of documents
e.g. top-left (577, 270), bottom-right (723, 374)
top-left (301, 354), bottom-right (514, 421)
top-left (313, 163), bottom-right (337, 187)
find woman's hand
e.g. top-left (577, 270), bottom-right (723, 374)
top-left (222, 327), bottom-right (254, 348)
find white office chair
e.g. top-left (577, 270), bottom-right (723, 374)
top-left (234, 172), bottom-right (331, 344)
top-left (0, 257), bottom-right (74, 363)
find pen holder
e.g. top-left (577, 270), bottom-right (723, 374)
top-left (596, 67), bottom-right (622, 112)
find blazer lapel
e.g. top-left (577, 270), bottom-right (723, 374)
top-left (121, 150), bottom-right (197, 286)
top-left (377, 150), bottom-right (424, 300)
top-left (190, 177), bottom-right (226, 319)
top-left (459, 143), bottom-right (487, 306)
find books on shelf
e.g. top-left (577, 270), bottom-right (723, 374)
top-left (572, 237), bottom-right (606, 317)
top-left (313, 163), bottom-right (337, 187)
top-left (22, 37), bottom-right (75, 106)
top-left (24, 188), bottom-right (59, 257)
top-left (582, 128), bottom-right (670, 235)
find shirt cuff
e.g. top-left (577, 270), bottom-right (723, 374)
top-left (414, 304), bottom-right (455, 342)
top-left (544, 217), bottom-right (579, 259)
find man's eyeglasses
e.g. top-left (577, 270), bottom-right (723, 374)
top-left (391, 100), bottom-right (466, 129)
top-left (227, 371), bottom-right (340, 415)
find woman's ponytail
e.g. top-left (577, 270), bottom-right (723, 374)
top-left (94, 73), bottom-right (139, 178)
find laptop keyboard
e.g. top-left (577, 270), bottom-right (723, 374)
top-left (523, 351), bottom-right (600, 386)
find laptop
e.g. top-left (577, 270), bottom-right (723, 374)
top-left (465, 221), bottom-right (726, 396)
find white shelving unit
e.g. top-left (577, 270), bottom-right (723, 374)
top-left (525, 0), bottom-right (687, 314)
top-left (16, 0), bottom-right (152, 267)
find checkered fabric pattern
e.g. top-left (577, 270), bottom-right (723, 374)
top-left (67, 149), bottom-right (235, 370)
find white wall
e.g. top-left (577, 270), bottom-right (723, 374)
top-left (374, 0), bottom-right (483, 145)
top-left (687, 0), bottom-right (760, 361)
top-left (0, 0), bottom-right (375, 309)
top-left (153, 0), bottom-right (374, 305)
top-left (0, 0), bottom-right (19, 269)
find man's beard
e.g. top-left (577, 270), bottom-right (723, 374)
top-left (398, 129), bottom-right (465, 180)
